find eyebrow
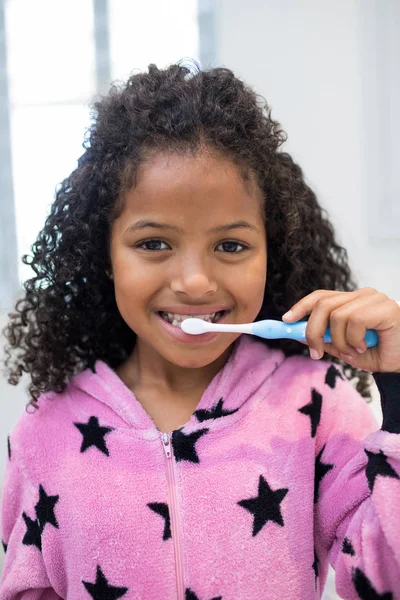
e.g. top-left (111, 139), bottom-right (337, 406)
top-left (125, 220), bottom-right (259, 235)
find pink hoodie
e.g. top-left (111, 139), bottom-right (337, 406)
top-left (1, 334), bottom-right (399, 599)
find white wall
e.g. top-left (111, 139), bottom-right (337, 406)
top-left (215, 0), bottom-right (400, 298)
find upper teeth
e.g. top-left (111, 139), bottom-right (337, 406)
top-left (162, 312), bottom-right (218, 324)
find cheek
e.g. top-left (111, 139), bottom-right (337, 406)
top-left (115, 267), bottom-right (158, 305)
top-left (230, 257), bottom-right (267, 310)
top-left (111, 251), bottom-right (157, 308)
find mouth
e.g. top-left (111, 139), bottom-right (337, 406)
top-left (158, 310), bottom-right (228, 327)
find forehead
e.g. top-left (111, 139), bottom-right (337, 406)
top-left (118, 151), bottom-right (264, 227)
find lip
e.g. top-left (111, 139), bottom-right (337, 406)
top-left (156, 306), bottom-right (231, 316)
top-left (156, 309), bottom-right (232, 344)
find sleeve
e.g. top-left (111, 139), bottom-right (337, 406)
top-left (313, 365), bottom-right (400, 599)
top-left (0, 438), bottom-right (60, 600)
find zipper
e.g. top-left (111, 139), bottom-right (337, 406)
top-left (161, 432), bottom-right (185, 599)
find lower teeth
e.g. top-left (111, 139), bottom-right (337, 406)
top-left (160, 311), bottom-right (224, 326)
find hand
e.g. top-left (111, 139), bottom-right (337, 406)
top-left (282, 288), bottom-right (400, 373)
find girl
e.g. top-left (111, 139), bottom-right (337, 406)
top-left (1, 63), bottom-right (399, 600)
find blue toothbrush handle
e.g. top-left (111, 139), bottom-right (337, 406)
top-left (251, 320), bottom-right (379, 348)
top-left (323, 326), bottom-right (378, 347)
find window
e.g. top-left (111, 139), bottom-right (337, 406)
top-left (5, 0), bottom-right (96, 285)
top-left (2, 0), bottom-right (202, 291)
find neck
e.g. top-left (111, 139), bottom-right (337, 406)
top-left (117, 340), bottom-right (232, 398)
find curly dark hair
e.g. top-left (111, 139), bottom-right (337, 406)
top-left (2, 62), bottom-right (372, 411)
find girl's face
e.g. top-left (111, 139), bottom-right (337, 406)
top-left (109, 150), bottom-right (267, 370)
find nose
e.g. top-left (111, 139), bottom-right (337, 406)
top-left (170, 254), bottom-right (218, 297)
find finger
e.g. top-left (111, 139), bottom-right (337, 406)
top-left (297, 338), bottom-right (372, 370)
top-left (297, 339), bottom-right (361, 367)
top-left (347, 296), bottom-right (400, 331)
top-left (328, 293), bottom-right (383, 358)
top-left (282, 288), bottom-right (377, 323)
top-left (304, 292), bottom-right (373, 359)
top-left (344, 293), bottom-right (386, 353)
top-left (304, 293), bottom-right (345, 359)
top-left (321, 342), bottom-right (372, 369)
top-left (282, 290), bottom-right (339, 322)
top-left (323, 340), bottom-right (379, 371)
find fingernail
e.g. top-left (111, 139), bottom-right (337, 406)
top-left (309, 348), bottom-right (320, 360)
top-left (356, 347), bottom-right (366, 354)
top-left (282, 310), bottom-right (293, 320)
top-left (340, 353), bottom-right (354, 362)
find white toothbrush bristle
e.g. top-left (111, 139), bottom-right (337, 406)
top-left (180, 318), bottom-right (211, 334)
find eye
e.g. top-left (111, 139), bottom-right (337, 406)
top-left (136, 239), bottom-right (170, 251)
top-left (216, 241), bottom-right (248, 253)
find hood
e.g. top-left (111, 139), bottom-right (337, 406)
top-left (70, 334), bottom-right (286, 432)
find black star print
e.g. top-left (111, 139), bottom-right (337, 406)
top-left (35, 484), bottom-right (59, 533)
top-left (172, 429), bottom-right (209, 463)
top-left (7, 435), bottom-right (11, 460)
top-left (365, 449), bottom-right (400, 492)
top-left (314, 444), bottom-right (334, 503)
top-left (299, 389), bottom-right (322, 438)
top-left (74, 416), bottom-right (114, 456)
top-left (83, 564), bottom-right (128, 599)
top-left (238, 474), bottom-right (288, 537)
top-left (194, 397), bottom-right (238, 422)
top-left (22, 512), bottom-right (42, 551)
top-left (185, 590), bottom-right (222, 600)
top-left (2, 539), bottom-right (7, 553)
top-left (342, 537), bottom-right (355, 556)
top-left (312, 549), bottom-right (319, 584)
top-left (325, 365), bottom-right (344, 389)
top-left (352, 567), bottom-right (393, 599)
top-left (21, 484), bottom-right (60, 553)
top-left (147, 502), bottom-right (171, 540)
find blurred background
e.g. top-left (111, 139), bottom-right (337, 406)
top-left (0, 0), bottom-right (399, 596)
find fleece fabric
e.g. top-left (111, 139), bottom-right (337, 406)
top-left (0, 334), bottom-right (399, 600)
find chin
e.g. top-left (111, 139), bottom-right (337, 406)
top-left (175, 355), bottom-right (217, 369)
top-left (164, 341), bottom-right (236, 369)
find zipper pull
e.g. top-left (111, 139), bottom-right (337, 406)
top-left (161, 432), bottom-right (172, 458)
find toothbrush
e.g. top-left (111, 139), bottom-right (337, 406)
top-left (180, 318), bottom-right (379, 347)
